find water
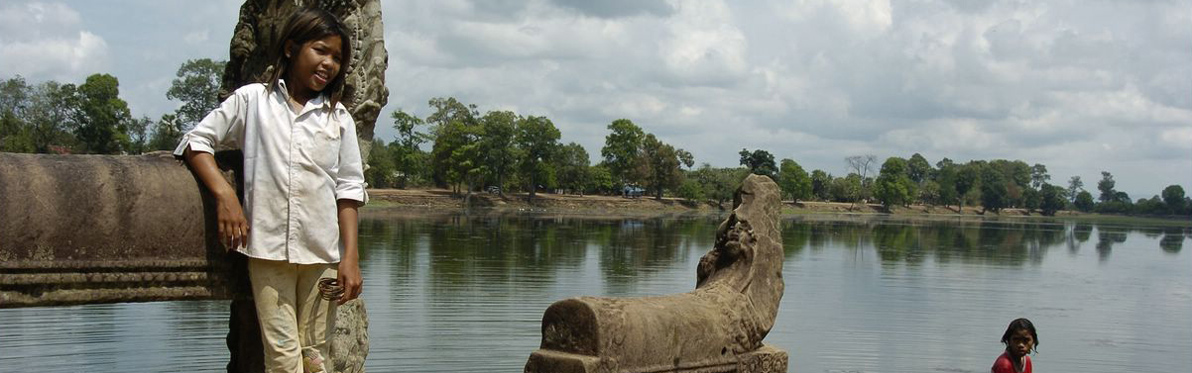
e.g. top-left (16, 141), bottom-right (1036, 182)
top-left (2, 212), bottom-right (1189, 373)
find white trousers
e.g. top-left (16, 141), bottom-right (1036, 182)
top-left (249, 258), bottom-right (338, 373)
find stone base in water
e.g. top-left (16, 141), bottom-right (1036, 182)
top-left (525, 344), bottom-right (788, 373)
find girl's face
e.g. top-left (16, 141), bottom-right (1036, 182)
top-left (286, 34), bottom-right (343, 100)
top-left (1005, 329), bottom-right (1035, 358)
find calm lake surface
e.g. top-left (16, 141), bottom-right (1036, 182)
top-left (2, 212), bottom-right (1190, 373)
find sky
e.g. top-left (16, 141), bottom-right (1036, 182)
top-left (2, 0), bottom-right (1189, 198)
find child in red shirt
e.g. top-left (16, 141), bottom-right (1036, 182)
top-left (992, 318), bottom-right (1037, 373)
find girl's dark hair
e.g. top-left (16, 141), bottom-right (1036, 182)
top-left (266, 8), bottom-right (352, 109)
top-left (1001, 318), bottom-right (1039, 353)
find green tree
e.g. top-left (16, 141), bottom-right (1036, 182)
top-left (553, 142), bottom-right (590, 194)
top-left (166, 58), bottom-right (226, 130)
top-left (874, 157), bottom-right (915, 208)
top-left (588, 165), bottom-right (613, 195)
top-left (846, 154), bottom-right (878, 201)
top-left (1039, 183), bottom-right (1067, 216)
top-left (1097, 171), bottom-right (1116, 203)
top-left (1030, 163), bottom-right (1050, 189)
top-left (72, 74), bottom-right (132, 154)
top-left (391, 109), bottom-right (429, 188)
top-left (1067, 176), bottom-right (1084, 202)
top-left (126, 115), bottom-right (152, 154)
top-left (516, 115), bottom-right (560, 199)
top-left (601, 119), bottom-right (644, 187)
top-left (1162, 185), bottom-right (1187, 213)
top-left (811, 169), bottom-right (832, 201)
top-left (907, 153), bottom-right (932, 184)
top-left (777, 159), bottom-right (812, 202)
top-left (477, 110), bottom-right (519, 193)
top-left (739, 148), bottom-right (777, 177)
top-left (638, 134), bottom-right (682, 200)
top-left (148, 113), bottom-right (183, 151)
top-left (690, 164), bottom-right (748, 207)
top-left (829, 173), bottom-right (864, 203)
top-left (364, 138), bottom-right (396, 187)
top-left (676, 178), bottom-right (704, 202)
top-left (676, 148), bottom-right (695, 170)
top-left (426, 97), bottom-right (479, 187)
top-left (438, 119), bottom-right (482, 195)
top-left (1, 76), bottom-right (35, 152)
top-left (1073, 190), bottom-right (1095, 212)
top-left (979, 163), bottom-right (1009, 213)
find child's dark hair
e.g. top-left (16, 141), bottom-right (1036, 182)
top-left (1001, 318), bottom-right (1039, 353)
top-left (266, 8), bottom-right (352, 109)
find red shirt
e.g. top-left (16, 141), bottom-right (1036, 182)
top-left (991, 352), bottom-right (1032, 373)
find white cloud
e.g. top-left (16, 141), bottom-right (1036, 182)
top-left (0, 2), bottom-right (109, 81)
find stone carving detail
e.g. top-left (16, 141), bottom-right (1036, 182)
top-left (223, 0), bottom-right (389, 162)
top-left (525, 174), bottom-right (788, 373)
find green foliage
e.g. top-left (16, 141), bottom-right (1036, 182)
top-left (588, 165), bottom-right (613, 195)
top-left (1162, 185), bottom-right (1186, 213)
top-left (1067, 176), bottom-right (1084, 202)
top-left (1074, 190), bottom-right (1095, 212)
top-left (676, 148), bottom-right (695, 169)
top-left (811, 169), bottom-right (832, 201)
top-left (777, 159), bottom-right (812, 202)
top-left (1039, 184), bottom-right (1067, 216)
top-left (477, 110), bottom-right (519, 192)
top-left (739, 148), bottom-right (777, 177)
top-left (391, 109), bottom-right (429, 188)
top-left (690, 164), bottom-right (748, 206)
top-left (873, 157), bottom-right (915, 208)
top-left (166, 59), bottom-right (225, 130)
top-left (1030, 163), bottom-right (1050, 189)
top-left (979, 163), bottom-right (1009, 213)
top-left (676, 178), bottom-right (704, 202)
top-left (364, 138), bottom-right (397, 188)
top-left (600, 119), bottom-right (644, 186)
top-left (829, 173), bottom-right (864, 203)
top-left (637, 134), bottom-right (683, 200)
top-left (907, 153), bottom-right (932, 184)
top-left (553, 142), bottom-right (590, 194)
top-left (427, 97), bottom-right (479, 187)
top-left (1097, 171), bottom-right (1117, 203)
top-left (516, 115), bottom-right (561, 198)
top-left (73, 74), bottom-right (133, 154)
top-left (148, 114), bottom-right (183, 151)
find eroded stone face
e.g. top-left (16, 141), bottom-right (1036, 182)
top-left (526, 174), bottom-right (788, 373)
top-left (223, 0), bottom-right (389, 163)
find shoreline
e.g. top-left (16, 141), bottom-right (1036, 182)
top-left (362, 188), bottom-right (1191, 225)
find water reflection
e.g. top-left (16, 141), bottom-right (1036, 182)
top-left (1, 212), bottom-right (1188, 373)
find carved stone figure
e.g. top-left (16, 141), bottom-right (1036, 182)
top-left (525, 174), bottom-right (789, 373)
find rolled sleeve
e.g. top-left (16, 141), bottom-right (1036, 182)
top-left (334, 111), bottom-right (368, 205)
top-left (173, 88), bottom-right (248, 157)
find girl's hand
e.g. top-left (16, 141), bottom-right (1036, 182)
top-left (216, 193), bottom-right (250, 250)
top-left (337, 259), bottom-right (362, 305)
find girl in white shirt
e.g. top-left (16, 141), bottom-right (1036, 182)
top-left (175, 8), bottom-right (366, 373)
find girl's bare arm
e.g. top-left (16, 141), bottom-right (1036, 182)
top-left (183, 147), bottom-right (249, 250)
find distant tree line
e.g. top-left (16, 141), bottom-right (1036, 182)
top-left (1, 59), bottom-right (224, 155)
top-left (3, 63), bottom-right (1189, 217)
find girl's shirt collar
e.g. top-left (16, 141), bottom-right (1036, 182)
top-left (276, 79), bottom-right (329, 111)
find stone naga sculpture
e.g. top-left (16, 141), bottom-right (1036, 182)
top-left (525, 174), bottom-right (788, 373)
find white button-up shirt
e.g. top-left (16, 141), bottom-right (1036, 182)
top-left (174, 81), bottom-right (368, 264)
